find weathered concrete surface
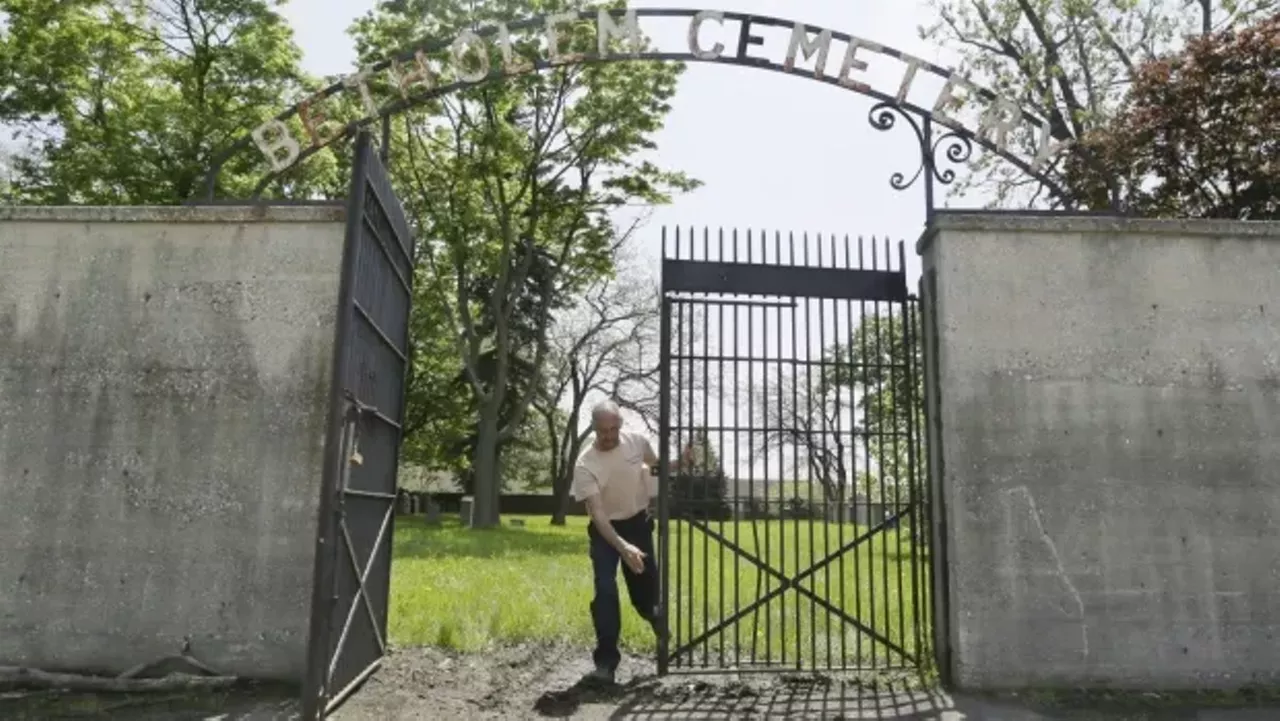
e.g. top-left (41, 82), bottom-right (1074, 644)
top-left (0, 205), bottom-right (346, 681)
top-left (920, 214), bottom-right (1280, 690)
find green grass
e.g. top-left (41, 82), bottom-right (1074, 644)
top-left (389, 514), bottom-right (931, 669)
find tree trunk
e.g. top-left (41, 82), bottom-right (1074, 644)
top-left (551, 469), bottom-right (574, 526)
top-left (471, 406), bottom-right (503, 528)
top-left (551, 433), bottom-right (588, 525)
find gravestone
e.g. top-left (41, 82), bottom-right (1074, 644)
top-left (424, 498), bottom-right (441, 526)
top-left (459, 496), bottom-right (474, 527)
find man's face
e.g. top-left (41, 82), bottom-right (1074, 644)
top-left (594, 412), bottom-right (622, 451)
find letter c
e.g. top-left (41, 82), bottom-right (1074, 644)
top-left (689, 10), bottom-right (725, 60)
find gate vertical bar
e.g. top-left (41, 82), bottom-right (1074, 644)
top-left (900, 241), bottom-right (925, 671)
top-left (774, 230), bottom-right (786, 667)
top-left (716, 226), bottom-right (727, 668)
top-left (800, 232), bottom-right (814, 669)
top-left (816, 234), bottom-right (830, 670)
top-left (731, 229), bottom-right (742, 670)
top-left (701, 226), bottom-right (711, 668)
top-left (657, 228), bottom-right (672, 675)
top-left (685, 227), bottom-right (696, 667)
top-left (888, 240), bottom-right (905, 661)
top-left (841, 235), bottom-right (855, 671)
top-left (302, 132), bottom-right (371, 721)
top-left (835, 235), bottom-right (848, 671)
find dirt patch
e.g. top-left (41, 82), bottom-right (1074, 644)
top-left (0, 645), bottom-right (948, 721)
top-left (11, 646), bottom-right (1277, 720)
top-left (0, 681), bottom-right (298, 720)
top-left (332, 643), bottom-right (947, 720)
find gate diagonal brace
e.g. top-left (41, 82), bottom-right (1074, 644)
top-left (667, 507), bottom-right (920, 666)
top-left (326, 490), bottom-right (396, 683)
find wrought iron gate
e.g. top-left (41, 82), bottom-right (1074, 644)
top-left (656, 227), bottom-right (932, 676)
top-left (303, 132), bottom-right (416, 719)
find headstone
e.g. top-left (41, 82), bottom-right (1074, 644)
top-left (424, 498), bottom-right (441, 526)
top-left (459, 496), bottom-right (474, 527)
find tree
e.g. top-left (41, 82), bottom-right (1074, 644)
top-left (352, 0), bottom-right (697, 528)
top-left (0, 0), bottom-right (344, 203)
top-left (534, 235), bottom-right (661, 525)
top-left (830, 309), bottom-right (924, 509)
top-left (400, 280), bottom-right (474, 479)
top-left (0, 146), bottom-right (13, 204)
top-left (1066, 13), bottom-right (1280, 219)
top-left (921, 0), bottom-right (1277, 206)
top-left (447, 244), bottom-right (563, 495)
top-left (755, 308), bottom-right (924, 519)
top-left (491, 409), bottom-right (556, 492)
top-left (672, 428), bottom-right (731, 520)
top-left (756, 364), bottom-right (856, 513)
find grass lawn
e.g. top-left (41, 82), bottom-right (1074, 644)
top-left (389, 514), bottom-right (931, 670)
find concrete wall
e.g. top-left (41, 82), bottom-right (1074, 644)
top-left (0, 206), bottom-right (346, 681)
top-left (921, 213), bottom-right (1280, 689)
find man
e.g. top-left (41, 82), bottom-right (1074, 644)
top-left (571, 400), bottom-right (665, 683)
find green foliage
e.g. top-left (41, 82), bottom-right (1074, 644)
top-left (351, 0), bottom-right (697, 525)
top-left (826, 307), bottom-right (924, 504)
top-left (391, 514), bottom-right (927, 664)
top-left (676, 427), bottom-right (723, 476)
top-left (920, 0), bottom-right (1277, 206)
top-left (0, 0), bottom-right (343, 203)
top-left (401, 282), bottom-right (473, 474)
top-left (1066, 13), bottom-right (1280, 219)
top-left (673, 428), bottom-right (731, 520)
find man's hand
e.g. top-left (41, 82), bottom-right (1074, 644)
top-left (620, 542), bottom-right (647, 575)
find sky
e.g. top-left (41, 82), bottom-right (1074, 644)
top-left (278, 0), bottom-right (988, 285)
top-left (277, 0), bottom-right (987, 485)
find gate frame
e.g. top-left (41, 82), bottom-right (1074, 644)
top-left (301, 131), bottom-right (416, 720)
top-left (655, 230), bottom-right (936, 677)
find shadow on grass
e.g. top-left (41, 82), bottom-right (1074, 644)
top-left (393, 516), bottom-right (587, 560)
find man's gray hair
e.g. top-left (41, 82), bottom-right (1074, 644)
top-left (591, 400), bottom-right (622, 423)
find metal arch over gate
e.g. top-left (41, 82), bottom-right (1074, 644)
top-left (656, 228), bottom-right (932, 675)
top-left (303, 131), bottom-right (416, 720)
top-left (198, 7), bottom-right (1089, 215)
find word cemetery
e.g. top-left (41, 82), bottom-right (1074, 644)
top-left (250, 9), bottom-right (1072, 178)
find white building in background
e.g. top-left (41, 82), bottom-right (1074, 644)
top-left (715, 477), bottom-right (908, 525)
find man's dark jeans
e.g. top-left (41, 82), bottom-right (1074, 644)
top-left (588, 510), bottom-right (660, 673)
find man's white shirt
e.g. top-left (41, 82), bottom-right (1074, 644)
top-left (571, 431), bottom-right (657, 520)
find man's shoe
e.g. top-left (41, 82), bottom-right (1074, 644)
top-left (585, 664), bottom-right (615, 685)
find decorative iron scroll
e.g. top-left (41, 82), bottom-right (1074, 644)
top-left (868, 101), bottom-right (999, 217)
top-left (200, 8), bottom-right (1078, 213)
